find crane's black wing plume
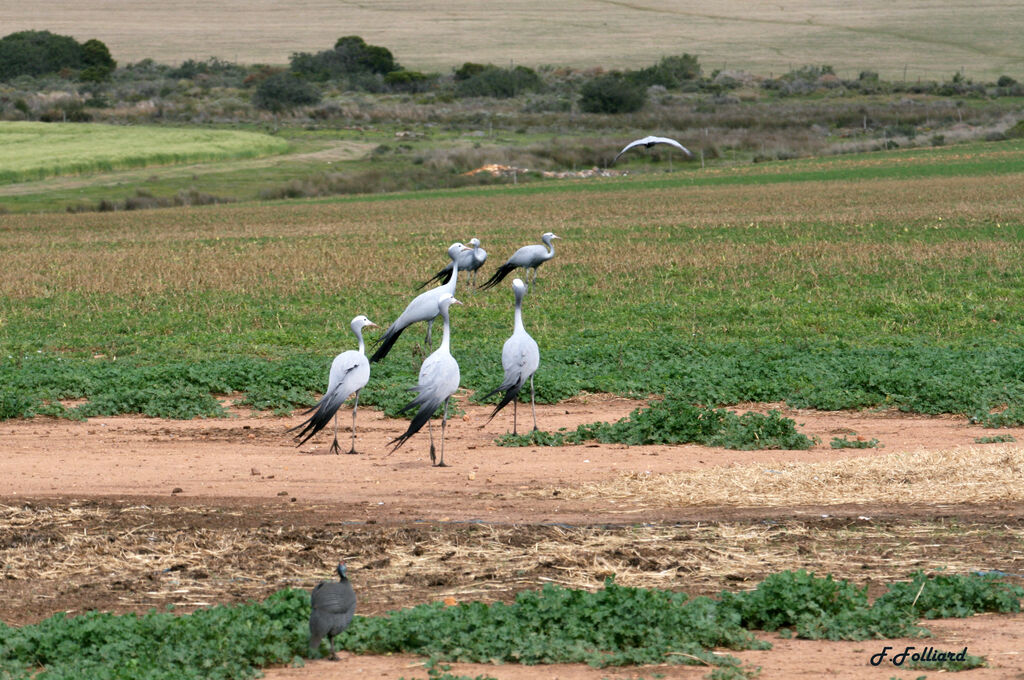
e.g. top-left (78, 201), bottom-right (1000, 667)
top-left (480, 262), bottom-right (517, 290)
top-left (417, 263), bottom-right (454, 290)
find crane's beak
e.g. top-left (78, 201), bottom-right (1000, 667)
top-left (450, 298), bottom-right (464, 306)
top-left (365, 321), bottom-right (379, 329)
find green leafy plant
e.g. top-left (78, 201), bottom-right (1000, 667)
top-left (875, 570), bottom-right (1024, 619)
top-left (496, 395), bottom-right (815, 451)
top-left (830, 435), bottom-right (881, 449)
top-left (906, 650), bottom-right (986, 671)
top-left (973, 434), bottom-right (1016, 443)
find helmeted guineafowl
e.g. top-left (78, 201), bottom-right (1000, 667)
top-left (309, 563), bottom-right (357, 660)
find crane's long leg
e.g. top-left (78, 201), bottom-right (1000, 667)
top-left (347, 390), bottom-right (361, 454)
top-left (512, 397), bottom-right (518, 436)
top-left (329, 413), bottom-right (341, 455)
top-left (530, 375), bottom-right (538, 432)
top-left (428, 418), bottom-right (436, 465)
top-left (425, 318), bottom-right (434, 351)
top-left (436, 397), bottom-right (450, 467)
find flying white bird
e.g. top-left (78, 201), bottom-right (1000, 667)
top-left (388, 295), bottom-right (463, 467)
top-left (290, 315), bottom-right (377, 454)
top-left (612, 135), bottom-right (692, 164)
top-left (480, 232), bottom-right (560, 292)
top-left (482, 278), bottom-right (540, 434)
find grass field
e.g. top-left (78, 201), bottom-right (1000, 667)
top-left (0, 122), bottom-right (289, 185)
top-left (6, 0), bottom-right (1024, 80)
top-left (3, 137), bottom-right (1024, 423)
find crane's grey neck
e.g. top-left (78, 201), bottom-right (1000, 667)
top-left (542, 236), bottom-right (556, 259)
top-left (513, 289), bottom-right (525, 333)
top-left (438, 306), bottom-right (452, 353)
top-left (447, 257), bottom-right (460, 292)
top-left (353, 325), bottom-right (366, 354)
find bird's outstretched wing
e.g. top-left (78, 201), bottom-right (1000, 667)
top-left (613, 138), bottom-right (650, 164)
top-left (612, 135), bottom-right (692, 163)
top-left (649, 136), bottom-right (693, 157)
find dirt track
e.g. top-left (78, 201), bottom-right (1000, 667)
top-left (2, 396), bottom-right (1024, 679)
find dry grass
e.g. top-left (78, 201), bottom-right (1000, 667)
top-left (551, 446), bottom-right (1024, 508)
top-left (5, 1), bottom-right (1023, 80)
top-left (2, 499), bottom-right (1022, 626)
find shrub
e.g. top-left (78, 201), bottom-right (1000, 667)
top-left (290, 35), bottom-right (399, 82)
top-left (384, 69), bottom-right (434, 93)
top-left (252, 72), bottom-right (321, 111)
top-left (1005, 119), bottom-right (1024, 139)
top-left (0, 30), bottom-right (103, 80)
top-left (454, 65), bottom-right (542, 98)
top-left (628, 53), bottom-right (701, 88)
top-left (579, 73), bottom-right (646, 114)
top-left (453, 62), bottom-right (487, 81)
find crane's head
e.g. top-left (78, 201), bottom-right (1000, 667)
top-left (447, 242), bottom-right (469, 258)
top-left (350, 315), bottom-right (378, 334)
top-left (336, 563), bottom-right (348, 580)
top-left (469, 238), bottom-right (481, 248)
top-left (438, 294), bottom-right (463, 312)
top-left (541, 232), bottom-right (560, 242)
top-left (512, 278), bottom-right (527, 297)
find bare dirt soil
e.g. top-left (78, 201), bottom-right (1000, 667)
top-left (2, 396), bottom-right (1023, 679)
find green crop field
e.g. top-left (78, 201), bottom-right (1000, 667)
top-left (6, 0), bottom-right (1024, 80)
top-left (0, 122), bottom-right (289, 185)
top-left (3, 137), bottom-right (1024, 424)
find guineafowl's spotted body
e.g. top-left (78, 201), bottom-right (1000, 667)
top-left (309, 564), bottom-right (357, 660)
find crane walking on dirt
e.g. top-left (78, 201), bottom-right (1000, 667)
top-left (372, 243), bottom-right (469, 362)
top-left (290, 315), bottom-right (377, 454)
top-left (388, 295), bottom-right (463, 467)
top-left (481, 278), bottom-right (540, 434)
top-left (480, 232), bottom-right (560, 292)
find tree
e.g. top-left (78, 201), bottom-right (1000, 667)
top-left (80, 39), bottom-right (116, 81)
top-left (252, 72), bottom-right (321, 112)
top-left (0, 30), bottom-right (84, 79)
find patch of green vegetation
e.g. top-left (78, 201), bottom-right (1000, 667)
top-left (1, 571), bottom-right (1017, 679)
top-left (875, 570), bottom-right (1024, 619)
top-left (830, 435), bottom-right (881, 449)
top-left (973, 433), bottom-right (1016, 444)
top-left (496, 396), bottom-right (815, 450)
top-left (0, 589), bottom-right (308, 680)
top-left (399, 657), bottom-right (499, 680)
top-left (906, 651), bottom-right (986, 671)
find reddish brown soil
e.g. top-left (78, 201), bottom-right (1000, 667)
top-left (2, 396), bottom-right (1023, 679)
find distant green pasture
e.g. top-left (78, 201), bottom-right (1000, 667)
top-left (0, 122), bottom-right (289, 184)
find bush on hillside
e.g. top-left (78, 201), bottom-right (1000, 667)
top-left (289, 35), bottom-right (399, 82)
top-left (627, 53), bottom-right (701, 88)
top-left (579, 72), bottom-right (646, 113)
top-left (0, 30), bottom-right (115, 81)
top-left (454, 64), bottom-right (543, 98)
top-left (252, 71), bottom-right (321, 111)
